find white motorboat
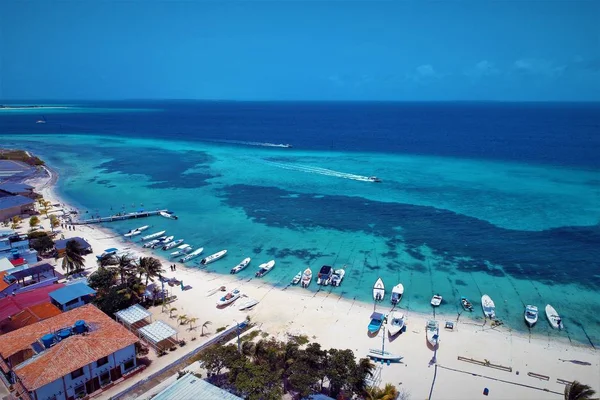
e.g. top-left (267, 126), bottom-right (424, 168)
top-left (373, 278), bottom-right (385, 302)
top-left (170, 244), bottom-right (192, 257)
top-left (368, 176), bottom-right (382, 183)
top-left (387, 311), bottom-right (406, 336)
top-left (151, 235), bottom-right (173, 249)
top-left (162, 239), bottom-right (183, 250)
top-left (255, 260), bottom-right (275, 277)
top-left (301, 268), bottom-right (312, 288)
top-left (216, 288), bottom-right (241, 307)
top-left (545, 304), bottom-right (563, 329)
top-left (238, 297), bottom-right (259, 310)
top-left (317, 265), bottom-right (334, 285)
top-left (230, 257), bottom-right (251, 274)
top-left (160, 211), bottom-right (178, 220)
top-left (330, 268), bottom-right (345, 287)
top-left (201, 250), bottom-right (227, 265)
top-left (135, 225), bottom-right (149, 232)
top-left (430, 294), bottom-right (443, 307)
top-left (206, 286), bottom-right (226, 297)
top-left (524, 305), bottom-right (538, 327)
top-left (291, 271), bottom-right (302, 285)
top-left (124, 229), bottom-right (142, 237)
top-left (179, 247), bottom-right (204, 263)
top-left (391, 283), bottom-right (404, 305)
top-left (143, 237), bottom-right (165, 248)
top-left (481, 294), bottom-right (496, 319)
top-left (426, 320), bottom-right (439, 348)
top-left (141, 230), bottom-right (166, 241)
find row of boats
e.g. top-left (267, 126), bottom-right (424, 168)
top-left (290, 265), bottom-right (346, 288)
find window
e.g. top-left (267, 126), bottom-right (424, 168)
top-left (71, 368), bottom-right (84, 379)
top-left (96, 356), bottom-right (109, 367)
top-left (123, 359), bottom-right (135, 372)
top-left (74, 384), bottom-right (86, 397)
top-left (99, 371), bottom-right (111, 386)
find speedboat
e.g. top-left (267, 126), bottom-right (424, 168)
top-left (460, 296), bottom-right (474, 312)
top-left (124, 229), bottom-right (141, 238)
top-left (524, 305), bottom-right (539, 327)
top-left (255, 260), bottom-right (275, 277)
top-left (301, 268), bottom-right (312, 288)
top-left (481, 295), bottom-right (496, 319)
top-left (135, 225), bottom-right (149, 232)
top-left (238, 297), bottom-right (259, 310)
top-left (141, 230), bottom-right (166, 241)
top-left (368, 176), bottom-right (382, 183)
top-left (373, 278), bottom-right (385, 302)
top-left (387, 311), bottom-right (406, 336)
top-left (179, 247), bottom-right (204, 263)
top-left (170, 244), bottom-right (192, 257)
top-left (431, 294), bottom-right (443, 307)
top-left (391, 283), bottom-right (404, 305)
top-left (151, 236), bottom-right (173, 249)
top-left (162, 239), bottom-right (184, 250)
top-left (230, 257), bottom-right (251, 274)
top-left (201, 249), bottom-right (227, 265)
top-left (160, 211), bottom-right (178, 220)
top-left (545, 304), bottom-right (563, 329)
top-left (426, 320), bottom-right (439, 348)
top-left (330, 268), bottom-right (345, 287)
top-left (291, 271), bottom-right (302, 285)
top-left (216, 288), bottom-right (241, 307)
top-left (317, 265), bottom-right (334, 285)
top-left (368, 312), bottom-right (386, 334)
top-left (143, 238), bottom-right (164, 248)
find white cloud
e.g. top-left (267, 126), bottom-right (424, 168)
top-left (407, 64), bottom-right (444, 83)
top-left (512, 58), bottom-right (565, 77)
top-left (465, 60), bottom-right (500, 79)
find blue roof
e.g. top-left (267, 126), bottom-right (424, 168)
top-left (0, 195), bottom-right (35, 210)
top-left (153, 373), bottom-right (243, 400)
top-left (54, 237), bottom-right (92, 251)
top-left (0, 183), bottom-right (34, 194)
top-left (49, 283), bottom-right (96, 304)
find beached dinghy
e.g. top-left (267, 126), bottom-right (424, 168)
top-left (460, 296), bottom-right (474, 311)
top-left (96, 248), bottom-right (118, 260)
top-left (162, 239), bottom-right (183, 250)
top-left (481, 294), bottom-right (496, 319)
top-left (255, 260), bottom-right (275, 277)
top-left (524, 305), bottom-right (539, 327)
top-left (206, 286), bottom-right (226, 297)
top-left (545, 304), bottom-right (563, 329)
top-left (238, 297), bottom-right (259, 310)
top-left (373, 278), bottom-right (385, 302)
top-left (367, 348), bottom-right (403, 363)
top-left (368, 312), bottom-right (386, 334)
top-left (230, 257), bottom-right (251, 274)
top-left (141, 230), bottom-right (166, 241)
top-left (391, 283), bottom-right (404, 305)
top-left (217, 288), bottom-right (241, 307)
top-left (201, 249), bottom-right (227, 265)
top-left (426, 320), bottom-right (439, 348)
top-left (170, 244), bottom-right (191, 258)
top-left (291, 271), bottom-right (302, 285)
top-left (317, 265), bottom-right (334, 285)
top-left (301, 268), bottom-right (312, 288)
top-left (330, 268), bottom-right (345, 287)
top-left (430, 294), bottom-right (443, 307)
top-left (387, 311), bottom-right (406, 337)
top-left (180, 247), bottom-right (204, 263)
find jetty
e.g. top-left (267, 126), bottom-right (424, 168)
top-left (72, 209), bottom-right (171, 225)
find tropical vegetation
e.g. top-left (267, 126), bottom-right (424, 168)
top-left (61, 239), bottom-right (86, 275)
top-left (28, 230), bottom-right (55, 254)
top-left (564, 381), bottom-right (597, 400)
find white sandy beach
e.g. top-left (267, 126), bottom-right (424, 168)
top-left (22, 169), bottom-right (600, 400)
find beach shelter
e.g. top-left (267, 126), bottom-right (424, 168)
top-left (138, 320), bottom-right (178, 352)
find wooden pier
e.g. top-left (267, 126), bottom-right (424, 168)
top-left (72, 209), bottom-right (169, 225)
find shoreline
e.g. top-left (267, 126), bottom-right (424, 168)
top-left (23, 162), bottom-right (600, 399)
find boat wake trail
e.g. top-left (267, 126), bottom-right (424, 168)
top-left (262, 160), bottom-right (375, 182)
top-left (207, 139), bottom-right (292, 148)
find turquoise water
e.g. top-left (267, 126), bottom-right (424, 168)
top-left (3, 131), bottom-right (599, 346)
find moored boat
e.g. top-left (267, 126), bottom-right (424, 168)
top-left (170, 244), bottom-right (192, 258)
top-left (330, 268), bottom-right (345, 287)
top-left (217, 288), bottom-right (241, 307)
top-left (141, 230), bottom-right (166, 241)
top-left (460, 296), bottom-right (474, 312)
top-left (238, 297), bottom-right (259, 310)
top-left (481, 294), bottom-right (496, 319)
top-left (545, 304), bottom-right (563, 329)
top-left (230, 257), bottom-right (251, 274)
top-left (180, 247), bottom-right (204, 263)
top-left (373, 278), bottom-right (385, 302)
top-left (255, 260), bottom-right (275, 277)
top-left (291, 271), bottom-right (302, 285)
top-left (426, 320), bottom-right (439, 348)
top-left (391, 283), bottom-right (404, 305)
top-left (163, 239), bottom-right (184, 250)
top-left (143, 238), bottom-right (164, 248)
top-left (201, 249), bottom-right (227, 265)
top-left (317, 265), bottom-right (333, 285)
top-left (160, 211), bottom-right (178, 220)
top-left (151, 235), bottom-right (173, 248)
top-left (387, 311), bottom-right (406, 336)
top-left (301, 268), bottom-right (312, 288)
top-left (430, 294), bottom-right (443, 307)
top-left (524, 305), bottom-right (538, 327)
top-left (368, 312), bottom-right (386, 334)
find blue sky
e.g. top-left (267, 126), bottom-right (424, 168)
top-left (1, 1), bottom-right (599, 101)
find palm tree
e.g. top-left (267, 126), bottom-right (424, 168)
top-left (187, 317), bottom-right (198, 331)
top-left (354, 357), bottom-right (376, 395)
top-left (365, 383), bottom-right (399, 400)
top-left (61, 239), bottom-right (85, 275)
top-left (564, 381), bottom-right (597, 400)
top-left (169, 307), bottom-right (178, 318)
top-left (178, 314), bottom-right (188, 325)
top-left (97, 254), bottom-right (117, 269)
top-left (113, 255), bottom-right (133, 285)
top-left (201, 320), bottom-right (212, 336)
top-left (136, 256), bottom-right (164, 286)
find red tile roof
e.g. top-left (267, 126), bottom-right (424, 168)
top-left (0, 283), bottom-right (65, 321)
top-left (0, 303), bottom-right (62, 333)
top-left (0, 304), bottom-right (139, 391)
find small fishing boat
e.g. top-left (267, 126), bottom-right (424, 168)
top-left (135, 225), bottom-right (149, 232)
top-left (96, 248), bottom-right (118, 260)
top-left (460, 296), bottom-right (474, 311)
top-left (206, 286), bottom-right (226, 297)
top-left (143, 238), bottom-right (164, 248)
top-left (141, 230), bottom-right (166, 241)
top-left (301, 268), bottom-right (312, 288)
top-left (124, 229), bottom-right (141, 238)
top-left (386, 311), bottom-right (406, 336)
top-left (217, 288), bottom-right (241, 307)
top-left (368, 176), bottom-right (382, 183)
top-left (230, 257), bottom-right (251, 274)
top-left (160, 211), bottom-right (178, 220)
top-left (368, 312), bottom-right (386, 334)
top-left (170, 244), bottom-right (192, 257)
top-left (430, 294), bottom-right (443, 307)
top-left (426, 320), bottom-right (439, 348)
top-left (201, 249), bottom-right (227, 265)
top-left (330, 268), bottom-right (345, 287)
top-left (545, 304), bottom-right (563, 329)
top-left (317, 265), bottom-right (333, 285)
top-left (162, 239), bottom-right (184, 250)
top-left (179, 247), bottom-right (204, 263)
top-left (151, 236), bottom-right (173, 249)
top-left (367, 349), bottom-right (403, 363)
top-left (524, 305), bottom-right (539, 327)
top-left (373, 278), bottom-right (385, 302)
top-left (391, 283), bottom-right (404, 305)
top-left (481, 294), bottom-right (496, 319)
top-left (291, 271), bottom-right (302, 285)
top-left (238, 297), bottom-right (259, 310)
top-left (255, 260), bottom-right (275, 277)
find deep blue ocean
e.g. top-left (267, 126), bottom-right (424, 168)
top-left (1, 101), bottom-right (599, 345)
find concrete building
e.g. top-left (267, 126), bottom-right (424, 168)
top-left (49, 283), bottom-right (96, 312)
top-left (152, 372), bottom-right (243, 400)
top-left (0, 196), bottom-right (36, 223)
top-left (0, 304), bottom-right (140, 400)
top-left (0, 183), bottom-right (35, 199)
top-left (0, 263), bottom-right (59, 298)
top-left (0, 233), bottom-right (38, 266)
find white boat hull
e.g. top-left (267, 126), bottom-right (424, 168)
top-left (373, 278), bottom-right (385, 302)
top-left (201, 250), bottom-right (227, 265)
top-left (217, 289), bottom-right (241, 307)
top-left (180, 247), bottom-right (203, 263)
top-left (545, 304), bottom-right (562, 329)
top-left (239, 298), bottom-right (259, 310)
top-left (230, 258), bottom-right (251, 274)
top-left (481, 295), bottom-right (496, 319)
